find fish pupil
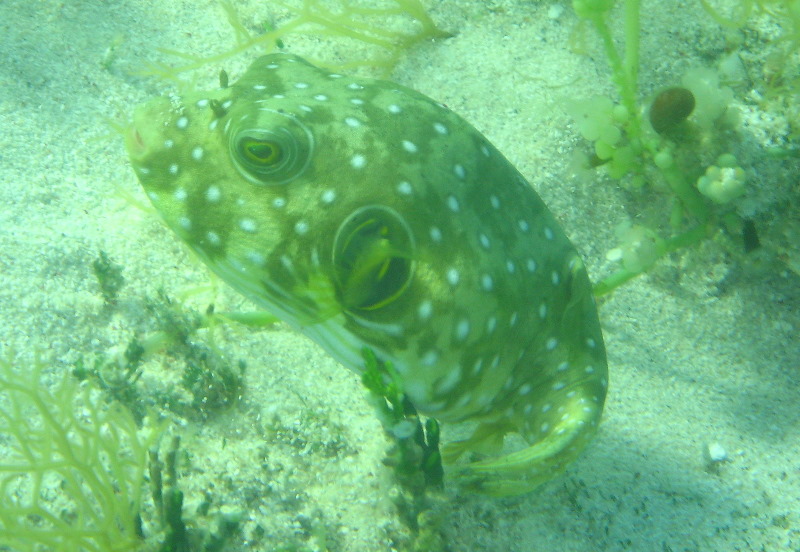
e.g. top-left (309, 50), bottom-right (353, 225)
top-left (242, 138), bottom-right (281, 164)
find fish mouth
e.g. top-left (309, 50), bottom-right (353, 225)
top-left (124, 98), bottom-right (174, 161)
top-left (124, 123), bottom-right (147, 158)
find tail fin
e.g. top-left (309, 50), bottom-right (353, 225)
top-left (452, 398), bottom-right (603, 496)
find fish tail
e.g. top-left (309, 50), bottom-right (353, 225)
top-left (445, 350), bottom-right (606, 497)
top-left (454, 394), bottom-right (603, 496)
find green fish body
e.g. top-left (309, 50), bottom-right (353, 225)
top-left (126, 54), bottom-right (608, 495)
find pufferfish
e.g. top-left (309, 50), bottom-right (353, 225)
top-left (125, 53), bottom-right (608, 495)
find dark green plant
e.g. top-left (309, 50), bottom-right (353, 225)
top-left (81, 290), bottom-right (246, 423)
top-left (149, 436), bottom-right (241, 552)
top-left (360, 348), bottom-right (447, 552)
top-left (92, 250), bottom-right (126, 305)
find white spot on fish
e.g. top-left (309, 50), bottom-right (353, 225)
top-left (402, 140), bottom-right (418, 153)
top-left (421, 350), bottom-right (439, 366)
top-left (294, 220), bottom-right (309, 235)
top-left (446, 268), bottom-right (460, 286)
top-left (206, 185), bottom-right (221, 203)
top-left (447, 196), bottom-right (460, 212)
top-left (455, 319), bottom-right (470, 341)
top-left (321, 189), bottom-right (336, 204)
top-left (351, 154), bottom-right (366, 169)
top-left (240, 218), bottom-right (257, 233)
top-left (246, 251), bottom-right (266, 265)
top-left (418, 300), bottom-right (432, 320)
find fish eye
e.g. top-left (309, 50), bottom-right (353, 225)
top-left (333, 205), bottom-right (416, 312)
top-left (240, 137), bottom-right (282, 165)
top-left (229, 109), bottom-right (313, 185)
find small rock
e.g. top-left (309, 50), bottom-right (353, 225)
top-left (548, 4), bottom-right (565, 19)
top-left (705, 442), bottom-right (728, 464)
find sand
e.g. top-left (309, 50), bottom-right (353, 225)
top-left (1, 0), bottom-right (798, 550)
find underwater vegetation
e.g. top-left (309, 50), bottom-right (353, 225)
top-left (81, 252), bottom-right (246, 426)
top-left (0, 356), bottom-right (162, 552)
top-left (146, 0), bottom-right (452, 81)
top-left (569, 0), bottom-right (799, 294)
top-left (361, 348), bottom-right (446, 551)
top-left (0, 356), bottom-right (243, 552)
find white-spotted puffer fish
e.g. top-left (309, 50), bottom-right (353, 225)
top-left (125, 53), bottom-right (608, 495)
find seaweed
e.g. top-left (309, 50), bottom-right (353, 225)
top-left (360, 348), bottom-right (447, 552)
top-left (567, 0), bottom-right (790, 295)
top-left (146, 0), bottom-right (452, 82)
top-left (0, 356), bottom-right (164, 552)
